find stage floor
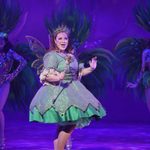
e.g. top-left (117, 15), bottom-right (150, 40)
top-left (4, 117), bottom-right (150, 150)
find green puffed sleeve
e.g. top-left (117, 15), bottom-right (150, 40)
top-left (43, 52), bottom-right (58, 69)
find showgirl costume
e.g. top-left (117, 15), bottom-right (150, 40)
top-left (0, 0), bottom-right (27, 88)
top-left (134, 0), bottom-right (150, 111)
top-left (29, 51), bottom-right (106, 128)
top-left (0, 0), bottom-right (37, 108)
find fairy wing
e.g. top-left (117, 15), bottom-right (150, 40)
top-left (26, 35), bottom-right (47, 74)
top-left (78, 48), bottom-right (115, 98)
top-left (26, 35), bottom-right (46, 57)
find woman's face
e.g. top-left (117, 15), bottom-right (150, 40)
top-left (54, 32), bottom-right (69, 52)
top-left (0, 38), bottom-right (5, 50)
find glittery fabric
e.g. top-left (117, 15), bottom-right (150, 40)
top-left (0, 49), bottom-right (26, 86)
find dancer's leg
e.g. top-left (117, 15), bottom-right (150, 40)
top-left (0, 83), bottom-right (10, 148)
top-left (57, 125), bottom-right (76, 150)
top-left (54, 125), bottom-right (63, 150)
top-left (145, 88), bottom-right (150, 112)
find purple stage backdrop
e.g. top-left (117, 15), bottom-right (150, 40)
top-left (7, 0), bottom-right (150, 122)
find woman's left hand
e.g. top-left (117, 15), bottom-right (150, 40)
top-left (89, 56), bottom-right (97, 70)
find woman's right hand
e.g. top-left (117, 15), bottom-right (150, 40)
top-left (126, 82), bottom-right (137, 88)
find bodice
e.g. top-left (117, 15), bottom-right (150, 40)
top-left (0, 52), bottom-right (13, 76)
top-left (56, 52), bottom-right (79, 80)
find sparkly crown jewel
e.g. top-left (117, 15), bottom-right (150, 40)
top-left (53, 25), bottom-right (70, 37)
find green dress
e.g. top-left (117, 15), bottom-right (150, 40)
top-left (29, 51), bottom-right (106, 128)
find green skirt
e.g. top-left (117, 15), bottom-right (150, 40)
top-left (29, 80), bottom-right (106, 128)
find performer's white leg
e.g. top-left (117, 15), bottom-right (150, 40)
top-left (145, 88), bottom-right (150, 112)
top-left (53, 139), bottom-right (58, 150)
top-left (0, 83), bottom-right (10, 149)
top-left (56, 125), bottom-right (75, 150)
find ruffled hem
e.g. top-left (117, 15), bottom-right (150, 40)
top-left (29, 104), bottom-right (106, 128)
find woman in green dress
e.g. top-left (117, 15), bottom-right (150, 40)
top-left (29, 25), bottom-right (106, 150)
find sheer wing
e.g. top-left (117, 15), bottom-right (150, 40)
top-left (26, 35), bottom-right (47, 74)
